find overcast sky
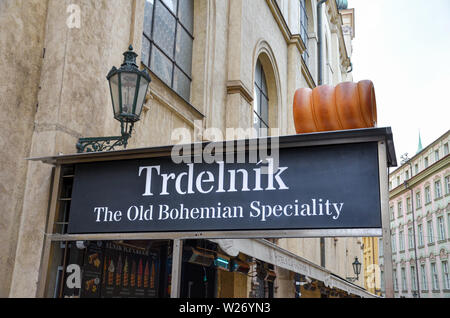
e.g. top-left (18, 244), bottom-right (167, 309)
top-left (348, 0), bottom-right (450, 165)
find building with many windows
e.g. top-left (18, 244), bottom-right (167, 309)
top-left (380, 130), bottom-right (450, 297)
top-left (1, 0), bottom-right (377, 298)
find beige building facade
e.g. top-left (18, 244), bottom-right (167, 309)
top-left (1, 0), bottom-right (374, 298)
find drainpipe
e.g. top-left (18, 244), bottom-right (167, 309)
top-left (317, 0), bottom-right (328, 268)
top-left (317, 0), bottom-right (327, 86)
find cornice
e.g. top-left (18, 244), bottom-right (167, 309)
top-left (390, 130), bottom-right (450, 176)
top-left (266, 0), bottom-right (307, 53)
top-left (389, 155), bottom-right (450, 200)
top-left (226, 80), bottom-right (254, 104)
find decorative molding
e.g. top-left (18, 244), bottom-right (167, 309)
top-left (226, 80), bottom-right (254, 104)
top-left (440, 249), bottom-right (448, 259)
top-left (265, 0), bottom-right (316, 88)
top-left (389, 155), bottom-right (450, 199)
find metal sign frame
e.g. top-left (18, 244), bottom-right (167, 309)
top-left (32, 127), bottom-right (396, 298)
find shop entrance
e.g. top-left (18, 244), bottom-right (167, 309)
top-left (180, 240), bottom-right (217, 298)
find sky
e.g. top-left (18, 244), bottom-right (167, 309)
top-left (348, 0), bottom-right (450, 166)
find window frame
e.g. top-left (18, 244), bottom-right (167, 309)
top-left (442, 261), bottom-right (450, 290)
top-left (415, 191), bottom-right (421, 209)
top-left (299, 0), bottom-right (309, 65)
top-left (142, 0), bottom-right (194, 101)
top-left (410, 265), bottom-right (417, 291)
top-left (408, 227), bottom-right (414, 250)
top-left (434, 180), bottom-right (442, 199)
top-left (417, 224), bottom-right (424, 247)
top-left (437, 216), bottom-right (446, 241)
top-left (253, 59), bottom-right (270, 137)
top-left (431, 262), bottom-right (439, 290)
top-left (445, 176), bottom-right (450, 195)
top-left (425, 186), bottom-right (431, 204)
top-left (401, 267), bottom-right (407, 291)
top-left (420, 264), bottom-right (428, 291)
top-left (399, 230), bottom-right (405, 252)
top-left (427, 220), bottom-right (434, 244)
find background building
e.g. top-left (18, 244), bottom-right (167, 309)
top-left (0, 0), bottom-right (375, 298)
top-left (380, 130), bottom-right (450, 298)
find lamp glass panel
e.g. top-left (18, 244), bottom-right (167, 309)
top-left (135, 76), bottom-right (150, 117)
top-left (109, 73), bottom-right (120, 116)
top-left (120, 72), bottom-right (138, 115)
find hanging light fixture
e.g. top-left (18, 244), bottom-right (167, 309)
top-left (76, 45), bottom-right (151, 153)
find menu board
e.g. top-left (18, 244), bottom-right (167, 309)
top-left (100, 242), bottom-right (159, 298)
top-left (81, 243), bottom-right (103, 298)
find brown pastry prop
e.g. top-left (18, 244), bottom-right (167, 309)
top-left (293, 80), bottom-right (377, 133)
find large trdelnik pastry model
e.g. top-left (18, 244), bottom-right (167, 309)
top-left (293, 80), bottom-right (377, 133)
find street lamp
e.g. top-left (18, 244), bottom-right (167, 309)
top-left (352, 257), bottom-right (362, 280)
top-left (76, 45), bottom-right (151, 153)
top-left (347, 257), bottom-right (362, 282)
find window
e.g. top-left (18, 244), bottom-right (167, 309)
top-left (142, 0), bottom-right (194, 101)
top-left (399, 230), bottom-right (405, 251)
top-left (438, 216), bottom-right (446, 241)
top-left (381, 271), bottom-right (385, 292)
top-left (390, 205), bottom-right (394, 220)
top-left (448, 214), bottom-right (450, 241)
top-left (443, 261), bottom-right (450, 290)
top-left (435, 180), bottom-right (442, 199)
top-left (431, 263), bottom-right (439, 290)
top-left (427, 220), bottom-right (434, 244)
top-left (444, 143), bottom-right (449, 156)
top-left (299, 0), bottom-right (309, 65)
top-left (397, 176), bottom-right (401, 187)
top-left (418, 224), bottom-right (424, 246)
top-left (397, 201), bottom-right (403, 217)
top-left (405, 170), bottom-right (409, 180)
top-left (406, 197), bottom-right (412, 213)
top-left (391, 233), bottom-right (397, 253)
top-left (389, 181), bottom-right (392, 190)
top-left (445, 176), bottom-right (450, 195)
top-left (435, 149), bottom-right (439, 162)
top-left (425, 186), bottom-right (431, 204)
top-left (401, 268), bottom-right (407, 291)
top-left (416, 191), bottom-right (421, 209)
top-left (253, 59), bottom-right (269, 137)
top-left (393, 270), bottom-right (398, 291)
top-left (414, 163), bottom-right (419, 175)
top-left (420, 264), bottom-right (428, 291)
top-left (411, 266), bottom-right (417, 291)
top-left (424, 157), bottom-right (429, 168)
top-left (408, 227), bottom-right (414, 249)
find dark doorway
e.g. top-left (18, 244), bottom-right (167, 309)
top-left (180, 240), bottom-right (217, 298)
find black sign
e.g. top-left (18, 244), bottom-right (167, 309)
top-left (67, 141), bottom-right (382, 234)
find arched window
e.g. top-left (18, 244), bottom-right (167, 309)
top-left (253, 59), bottom-right (269, 137)
top-left (141, 0), bottom-right (194, 101)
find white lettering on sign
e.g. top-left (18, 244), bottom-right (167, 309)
top-left (138, 160), bottom-right (289, 197)
top-left (90, 199), bottom-right (343, 224)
